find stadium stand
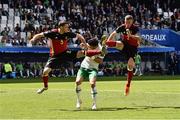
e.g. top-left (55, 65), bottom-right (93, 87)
top-left (0, 0), bottom-right (180, 46)
top-left (0, 0), bottom-right (180, 78)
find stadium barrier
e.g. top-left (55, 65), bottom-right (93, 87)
top-left (1, 72), bottom-right (16, 79)
top-left (140, 29), bottom-right (180, 51)
top-left (0, 46), bottom-right (175, 53)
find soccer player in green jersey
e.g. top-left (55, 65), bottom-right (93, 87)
top-left (75, 38), bottom-right (105, 110)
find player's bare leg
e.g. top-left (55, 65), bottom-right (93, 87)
top-left (125, 57), bottom-right (135, 96)
top-left (90, 78), bottom-right (97, 110)
top-left (100, 35), bottom-right (108, 56)
top-left (75, 76), bottom-right (83, 109)
top-left (37, 67), bottom-right (52, 94)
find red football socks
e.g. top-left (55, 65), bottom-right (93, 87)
top-left (42, 76), bottom-right (48, 88)
top-left (126, 71), bottom-right (133, 87)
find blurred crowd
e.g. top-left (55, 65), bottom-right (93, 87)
top-left (0, 61), bottom-right (128, 79)
top-left (0, 0), bottom-right (180, 47)
top-left (0, 52), bottom-right (179, 79)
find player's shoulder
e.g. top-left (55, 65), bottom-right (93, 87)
top-left (44, 29), bottom-right (58, 34)
top-left (121, 24), bottom-right (126, 27)
top-left (131, 24), bottom-right (139, 29)
top-left (118, 24), bottom-right (126, 28)
top-left (116, 24), bottom-right (125, 31)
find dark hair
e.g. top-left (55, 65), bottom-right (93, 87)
top-left (87, 38), bottom-right (99, 47)
top-left (58, 21), bottom-right (70, 27)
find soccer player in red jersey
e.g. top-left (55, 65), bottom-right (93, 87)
top-left (102, 15), bottom-right (141, 96)
top-left (30, 21), bottom-right (104, 94)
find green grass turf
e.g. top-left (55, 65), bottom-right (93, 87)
top-left (0, 76), bottom-right (180, 119)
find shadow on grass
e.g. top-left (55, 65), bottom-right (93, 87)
top-left (0, 90), bottom-right (7, 93)
top-left (136, 106), bottom-right (180, 109)
top-left (50, 106), bottom-right (180, 112)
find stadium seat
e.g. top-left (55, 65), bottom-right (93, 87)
top-left (8, 24), bottom-right (13, 31)
top-left (8, 18), bottom-right (14, 25)
top-left (14, 16), bottom-right (20, 26)
top-left (169, 12), bottom-right (173, 17)
top-left (7, 21), bottom-right (14, 29)
top-left (0, 3), bottom-right (2, 9)
top-left (0, 20), bottom-right (7, 25)
top-left (1, 16), bottom-right (7, 21)
top-left (157, 8), bottom-right (163, 15)
top-left (9, 9), bottom-right (14, 16)
top-left (3, 4), bottom-right (8, 11)
top-left (8, 15), bottom-right (14, 21)
top-left (163, 12), bottom-right (169, 19)
top-left (0, 36), bottom-right (3, 41)
top-left (1, 16), bottom-right (7, 25)
top-left (21, 32), bottom-right (26, 39)
top-left (0, 24), bottom-right (7, 31)
top-left (21, 20), bottom-right (25, 30)
top-left (47, 7), bottom-right (53, 14)
top-left (14, 8), bottom-right (20, 16)
top-left (47, 13), bottom-right (52, 20)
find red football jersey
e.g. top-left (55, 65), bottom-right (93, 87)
top-left (44, 29), bottom-right (77, 56)
top-left (116, 24), bottom-right (139, 47)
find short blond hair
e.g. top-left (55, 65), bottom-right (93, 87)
top-left (125, 15), bottom-right (133, 20)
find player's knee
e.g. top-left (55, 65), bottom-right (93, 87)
top-left (128, 62), bottom-right (135, 69)
top-left (90, 80), bottom-right (96, 88)
top-left (90, 83), bottom-right (96, 88)
top-left (42, 67), bottom-right (51, 76)
top-left (76, 80), bottom-right (82, 85)
top-left (127, 65), bottom-right (134, 71)
top-left (76, 78), bottom-right (82, 85)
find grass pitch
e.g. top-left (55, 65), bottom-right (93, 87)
top-left (0, 76), bottom-right (180, 119)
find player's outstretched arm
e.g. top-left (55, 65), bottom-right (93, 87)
top-left (30, 32), bottom-right (44, 44)
top-left (76, 33), bottom-right (88, 49)
top-left (107, 31), bottom-right (117, 41)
